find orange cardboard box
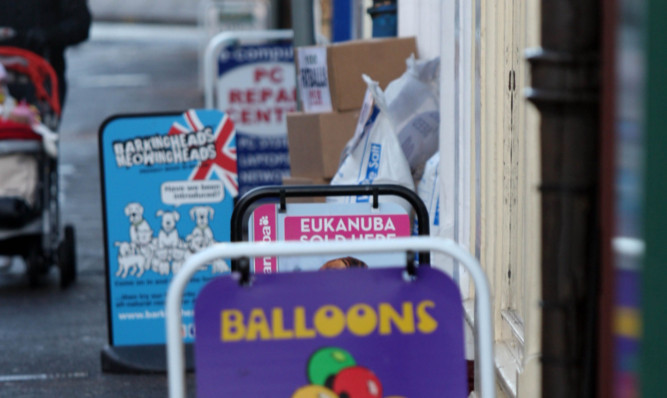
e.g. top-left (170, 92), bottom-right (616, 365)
top-left (281, 176), bottom-right (332, 203)
top-left (286, 110), bottom-right (360, 178)
top-left (296, 37), bottom-right (417, 112)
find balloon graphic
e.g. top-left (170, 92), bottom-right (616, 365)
top-left (331, 366), bottom-right (382, 398)
top-left (291, 385), bottom-right (340, 398)
top-left (308, 347), bottom-right (356, 386)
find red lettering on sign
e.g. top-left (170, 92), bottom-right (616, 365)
top-left (246, 90), bottom-right (256, 103)
top-left (227, 87), bottom-right (297, 105)
top-left (276, 88), bottom-right (296, 103)
top-left (308, 90), bottom-right (323, 105)
top-left (241, 109), bottom-right (251, 124)
top-left (254, 67), bottom-right (283, 84)
top-left (225, 106), bottom-right (296, 125)
top-left (274, 107), bottom-right (285, 122)
top-left (229, 89), bottom-right (242, 103)
top-left (256, 109), bottom-right (271, 122)
top-left (261, 88), bottom-right (272, 102)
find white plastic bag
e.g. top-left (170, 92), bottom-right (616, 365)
top-left (384, 55), bottom-right (441, 181)
top-left (329, 76), bottom-right (414, 209)
top-left (416, 152), bottom-right (441, 235)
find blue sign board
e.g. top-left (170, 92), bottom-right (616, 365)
top-left (99, 109), bottom-right (236, 347)
top-left (216, 42), bottom-right (295, 196)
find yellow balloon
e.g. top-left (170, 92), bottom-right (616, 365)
top-left (291, 385), bottom-right (340, 398)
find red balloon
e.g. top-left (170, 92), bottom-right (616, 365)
top-left (332, 366), bottom-right (382, 398)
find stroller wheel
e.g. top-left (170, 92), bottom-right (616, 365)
top-left (58, 225), bottom-right (77, 289)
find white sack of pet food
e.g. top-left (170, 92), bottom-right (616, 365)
top-left (329, 75), bottom-right (414, 210)
top-left (384, 55), bottom-right (441, 181)
top-left (415, 152), bottom-right (441, 236)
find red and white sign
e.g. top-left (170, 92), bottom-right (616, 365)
top-left (252, 203), bottom-right (278, 274)
top-left (249, 203), bottom-right (412, 272)
top-left (284, 215), bottom-right (410, 241)
top-left (296, 46), bottom-right (333, 113)
top-left (217, 63), bottom-right (296, 136)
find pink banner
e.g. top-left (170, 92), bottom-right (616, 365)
top-left (284, 214), bottom-right (411, 242)
top-left (252, 204), bottom-right (277, 273)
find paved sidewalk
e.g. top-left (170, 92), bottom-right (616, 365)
top-left (89, 22), bottom-right (201, 43)
top-left (89, 0), bottom-right (200, 25)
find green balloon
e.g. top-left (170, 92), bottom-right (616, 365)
top-left (307, 347), bottom-right (356, 386)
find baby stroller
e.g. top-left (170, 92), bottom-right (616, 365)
top-left (0, 46), bottom-right (76, 288)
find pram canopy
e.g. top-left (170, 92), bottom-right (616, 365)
top-left (0, 46), bottom-right (61, 114)
top-left (0, 46), bottom-right (61, 132)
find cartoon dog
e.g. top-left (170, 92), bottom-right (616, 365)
top-left (115, 241), bottom-right (145, 278)
top-left (156, 209), bottom-right (181, 250)
top-left (151, 210), bottom-right (175, 275)
top-left (151, 248), bottom-right (171, 276)
top-left (170, 247), bottom-right (188, 275)
top-left (125, 202), bottom-right (150, 246)
top-left (210, 258), bottom-right (230, 274)
top-left (134, 221), bottom-right (155, 274)
top-left (185, 227), bottom-right (205, 252)
top-left (178, 228), bottom-right (229, 275)
top-left (187, 206), bottom-right (215, 248)
top-left (153, 209), bottom-right (184, 275)
top-left (183, 206), bottom-right (228, 274)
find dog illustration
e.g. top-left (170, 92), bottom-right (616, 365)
top-left (210, 258), bottom-right (230, 274)
top-left (133, 220), bottom-right (155, 274)
top-left (125, 202), bottom-right (150, 246)
top-left (187, 206), bottom-right (215, 249)
top-left (115, 241), bottom-right (145, 278)
top-left (156, 209), bottom-right (182, 251)
top-left (157, 210), bottom-right (192, 273)
top-left (186, 227), bottom-right (205, 252)
top-left (177, 230), bottom-right (228, 275)
top-left (170, 248), bottom-right (188, 275)
top-left (183, 207), bottom-right (228, 274)
top-left (151, 247), bottom-right (171, 276)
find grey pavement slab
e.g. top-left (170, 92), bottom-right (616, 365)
top-left (89, 0), bottom-right (200, 24)
top-left (0, 22), bottom-right (203, 397)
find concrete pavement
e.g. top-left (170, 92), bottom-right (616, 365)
top-left (89, 0), bottom-right (200, 25)
top-left (0, 22), bottom-right (203, 397)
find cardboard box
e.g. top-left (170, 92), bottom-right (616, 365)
top-left (281, 176), bottom-right (332, 203)
top-left (287, 110), bottom-right (359, 178)
top-left (282, 176), bottom-right (332, 186)
top-left (297, 37), bottom-right (417, 112)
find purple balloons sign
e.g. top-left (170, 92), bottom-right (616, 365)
top-left (194, 267), bottom-right (467, 397)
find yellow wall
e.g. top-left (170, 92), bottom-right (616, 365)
top-left (399, 0), bottom-right (543, 396)
top-left (474, 0), bottom-right (542, 396)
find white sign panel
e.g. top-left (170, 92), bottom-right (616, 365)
top-left (296, 46), bottom-right (333, 113)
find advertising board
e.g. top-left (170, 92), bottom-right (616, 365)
top-left (194, 267), bottom-right (467, 397)
top-left (99, 109), bottom-right (236, 349)
top-left (249, 202), bottom-right (412, 273)
top-left (216, 42), bottom-right (295, 195)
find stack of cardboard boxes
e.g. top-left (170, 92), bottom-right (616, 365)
top-left (285, 37), bottom-right (418, 194)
